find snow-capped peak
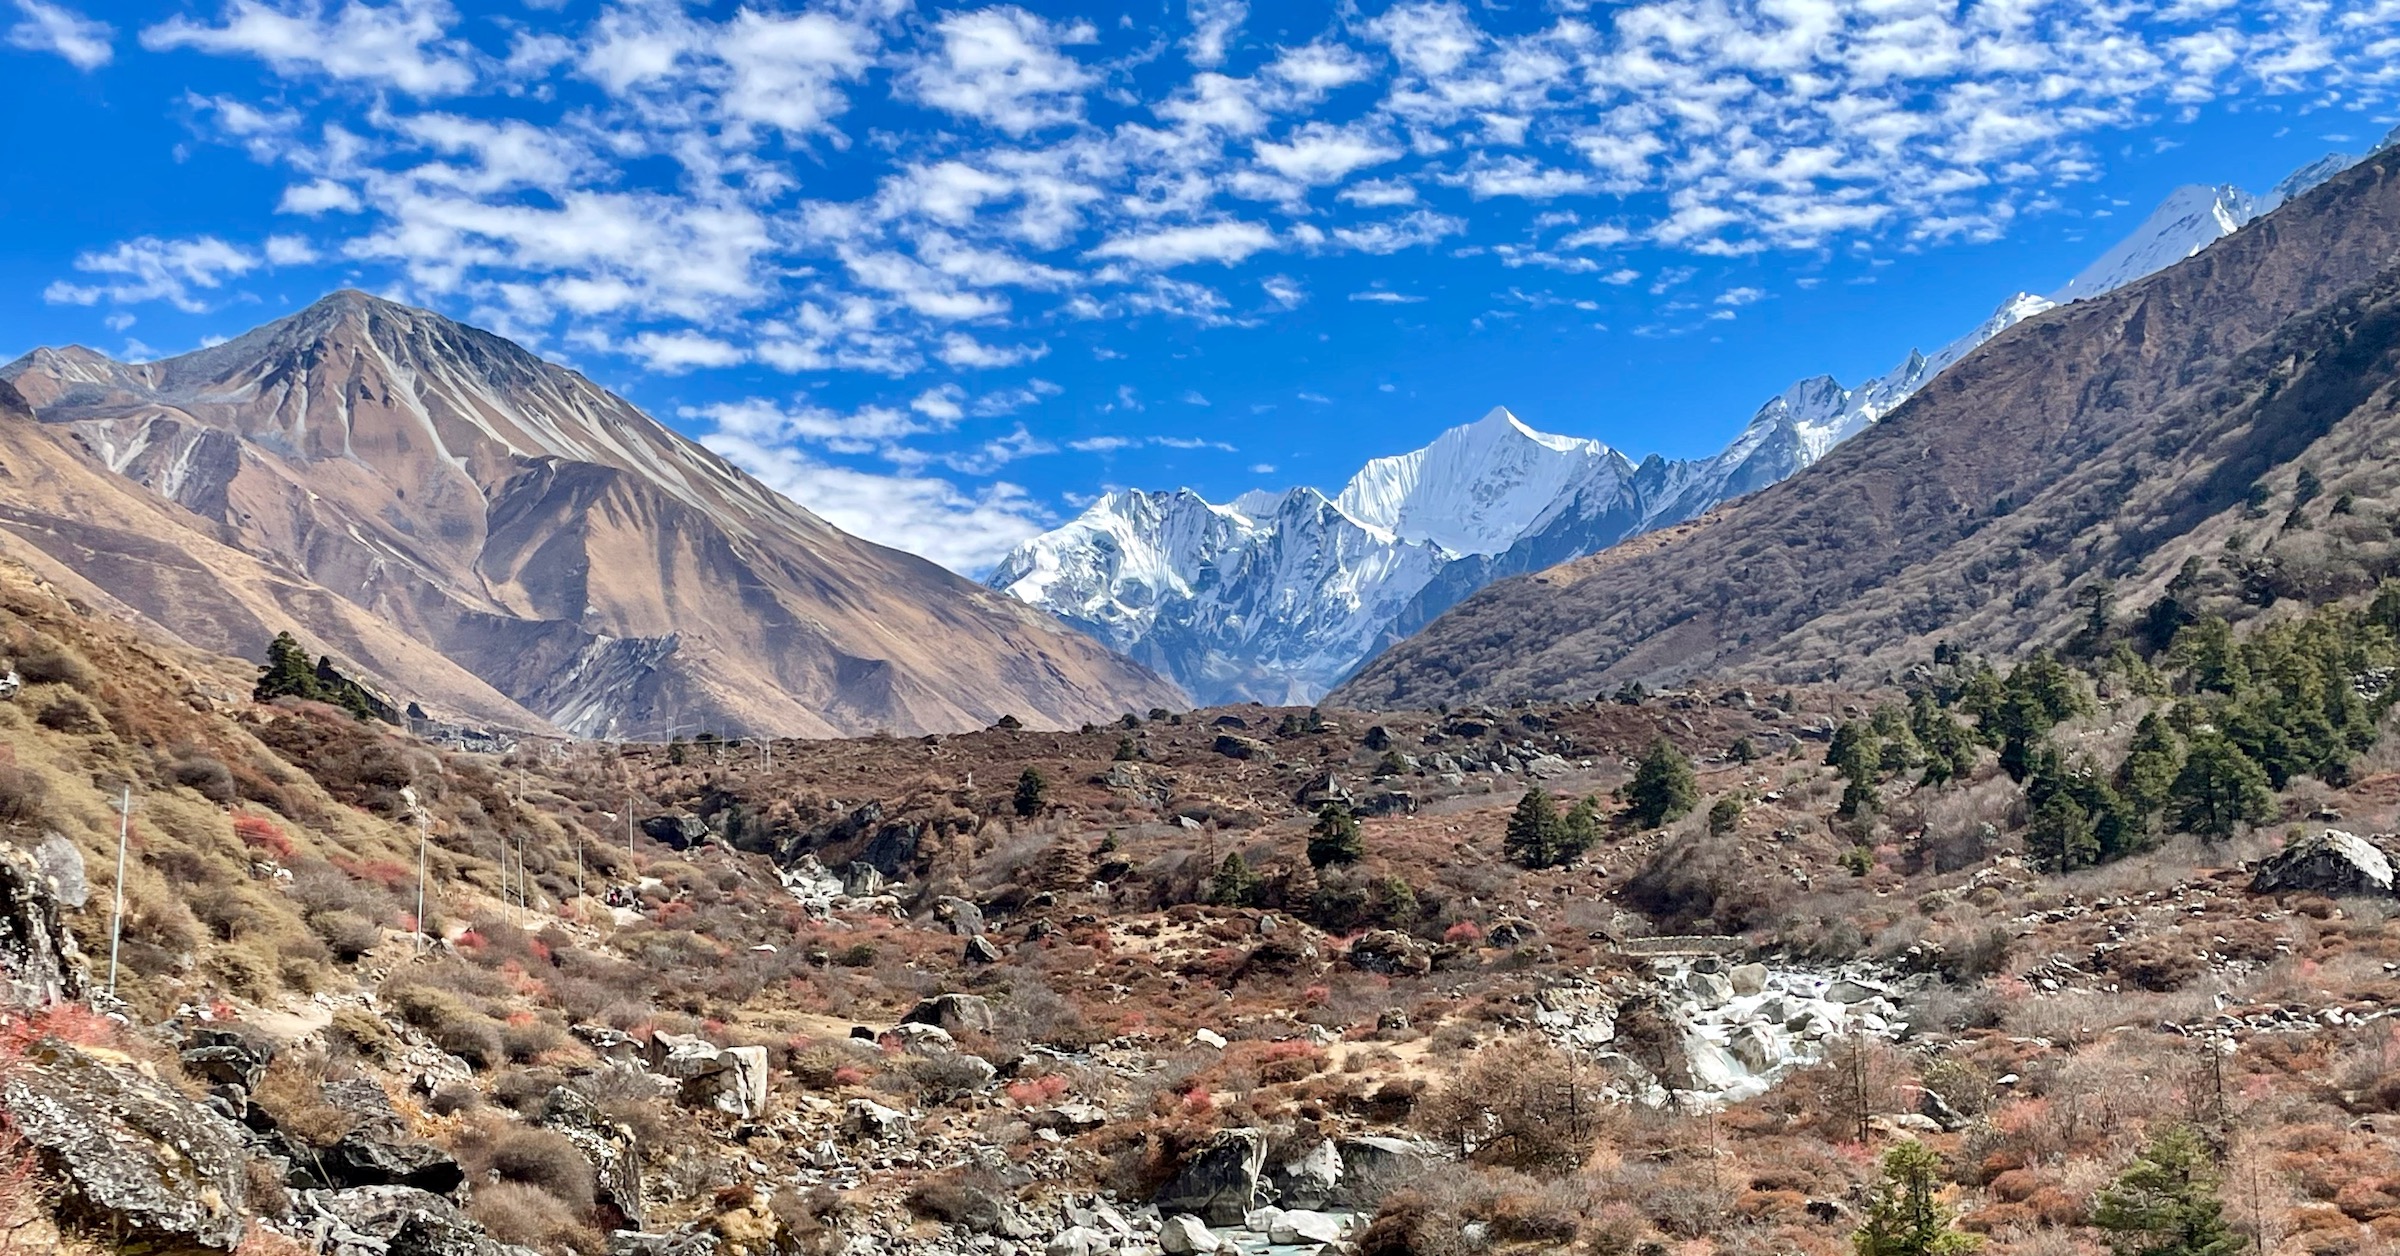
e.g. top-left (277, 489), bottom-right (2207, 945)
top-left (2050, 184), bottom-right (2255, 304)
top-left (1332, 406), bottom-right (1628, 557)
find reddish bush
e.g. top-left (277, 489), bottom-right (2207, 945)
top-left (233, 814), bottom-right (295, 862)
top-left (1444, 920), bottom-right (1485, 945)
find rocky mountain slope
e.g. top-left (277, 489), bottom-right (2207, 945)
top-left (1334, 145), bottom-right (2400, 708)
top-left (994, 145), bottom-right (2381, 708)
top-left (0, 293), bottom-right (1179, 738)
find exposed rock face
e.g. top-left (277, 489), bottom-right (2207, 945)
top-left (2252, 830), bottom-right (2398, 897)
top-left (291, 1185), bottom-right (535, 1256)
top-left (1155, 1127), bottom-right (1267, 1226)
top-left (288, 1077), bottom-right (468, 1197)
top-left (538, 1087), bottom-right (643, 1231)
top-left (3, 1039), bottom-right (252, 1251)
top-left (0, 841), bottom-right (84, 1009)
top-left (0, 292), bottom-right (1181, 738)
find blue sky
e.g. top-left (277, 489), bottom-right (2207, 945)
top-left (1, 0), bottom-right (2394, 572)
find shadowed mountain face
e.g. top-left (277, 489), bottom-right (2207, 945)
top-left (0, 293), bottom-right (1180, 738)
top-left (1331, 153), bottom-right (2400, 710)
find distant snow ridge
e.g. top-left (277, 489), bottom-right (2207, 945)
top-left (991, 147), bottom-right (2376, 706)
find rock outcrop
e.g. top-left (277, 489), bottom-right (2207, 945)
top-left (2252, 830), bottom-right (2397, 898)
top-left (1155, 1127), bottom-right (1266, 1226)
top-left (0, 840), bottom-right (85, 1008)
top-left (4, 1038), bottom-right (252, 1251)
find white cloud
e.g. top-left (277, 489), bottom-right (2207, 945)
top-left (142, 0), bottom-right (477, 95)
top-left (1339, 178), bottom-right (1418, 207)
top-left (1260, 275), bottom-right (1305, 308)
top-left (701, 429), bottom-right (1048, 573)
top-left (718, 9), bottom-right (876, 138)
top-left (629, 330), bottom-right (746, 373)
top-left (1559, 223), bottom-right (1629, 249)
top-left (1254, 121), bottom-right (1402, 184)
top-left (1089, 220), bottom-right (1277, 267)
top-left (8, 0), bottom-right (112, 69)
top-left (43, 235), bottom-right (258, 311)
top-left (938, 333), bottom-right (1048, 368)
top-left (904, 7), bottom-right (1097, 136)
top-left (263, 234), bottom-right (318, 264)
top-left (1348, 290), bottom-right (1424, 303)
top-left (278, 179), bottom-right (361, 215)
top-left (1185, 0), bottom-right (1245, 68)
top-left (1331, 210), bottom-right (1462, 254)
top-left (1715, 286), bottom-right (1764, 306)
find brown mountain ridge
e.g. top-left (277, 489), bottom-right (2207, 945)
top-left (1332, 149), bottom-right (2400, 708)
top-left (0, 292), bottom-right (1181, 738)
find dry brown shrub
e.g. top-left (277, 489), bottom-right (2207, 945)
top-left (466, 1181), bottom-right (602, 1255)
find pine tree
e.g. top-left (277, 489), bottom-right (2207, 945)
top-left (1113, 735), bottom-right (1139, 762)
top-left (1013, 766), bottom-right (1049, 818)
top-left (2169, 734), bottom-right (2274, 838)
top-left (1708, 796), bottom-right (1744, 836)
top-left (1208, 852), bottom-right (1258, 906)
top-left (2026, 789), bottom-right (2099, 874)
top-left (2117, 713), bottom-right (2184, 819)
top-left (254, 631), bottom-right (320, 704)
top-left (1829, 720), bottom-right (1884, 817)
top-left (1910, 693), bottom-right (1979, 786)
top-left (1625, 737), bottom-right (1698, 827)
top-left (1505, 787), bottom-right (1567, 868)
top-left (1560, 795), bottom-right (1602, 860)
top-left (1853, 1141), bottom-right (1981, 1256)
top-left (2092, 1126), bottom-right (2246, 1256)
top-left (1308, 802), bottom-right (1364, 869)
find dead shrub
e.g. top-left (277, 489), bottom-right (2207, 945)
top-left (1415, 1037), bottom-right (1612, 1176)
top-left (466, 1181), bottom-right (602, 1256)
top-left (14, 645), bottom-right (97, 690)
top-left (483, 1127), bottom-right (596, 1211)
top-left (386, 983), bottom-right (504, 1070)
top-left (0, 767), bottom-right (47, 828)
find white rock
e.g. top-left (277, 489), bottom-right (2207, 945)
top-left (1268, 1211), bottom-right (1346, 1245)
top-left (1192, 1029), bottom-right (1227, 1049)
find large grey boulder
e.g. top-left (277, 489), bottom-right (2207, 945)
top-left (4, 1039), bottom-right (251, 1250)
top-left (1347, 930), bottom-right (1432, 976)
top-left (1156, 1127), bottom-right (1267, 1226)
top-left (293, 1185), bottom-right (537, 1256)
top-left (0, 840), bottom-right (84, 1008)
top-left (1335, 1136), bottom-right (1432, 1204)
top-left (1268, 1139), bottom-right (1342, 1211)
top-left (647, 1033), bottom-right (769, 1119)
top-left (639, 814), bottom-right (710, 851)
top-left (2252, 830), bottom-right (2397, 898)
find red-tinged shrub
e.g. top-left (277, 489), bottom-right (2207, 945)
top-left (1181, 1086), bottom-right (1212, 1114)
top-left (832, 1066), bottom-right (867, 1088)
top-left (0, 1003), bottom-right (120, 1055)
top-left (1302, 984), bottom-right (1331, 1006)
top-left (1006, 1075), bottom-right (1071, 1107)
top-left (234, 814), bottom-right (294, 862)
top-left (1444, 920), bottom-right (1484, 945)
top-left (457, 931), bottom-right (488, 952)
top-left (354, 859), bottom-right (412, 892)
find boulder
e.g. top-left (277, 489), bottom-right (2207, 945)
top-left (1348, 930), bottom-right (1432, 976)
top-left (1684, 969), bottom-right (1735, 1009)
top-left (31, 831), bottom-right (88, 908)
top-left (2252, 830), bottom-right (2397, 898)
top-left (1270, 1210), bottom-right (1346, 1245)
top-left (933, 896), bottom-right (986, 937)
top-left (294, 1185), bottom-right (532, 1256)
top-left (639, 814), bottom-right (710, 851)
top-left (1047, 1226), bottom-right (1108, 1256)
top-left (0, 840), bottom-right (85, 1007)
top-left (904, 992), bottom-right (998, 1038)
top-left (5, 1039), bottom-right (250, 1250)
top-left (648, 1033), bottom-right (770, 1119)
top-left (840, 861), bottom-right (886, 898)
top-left (845, 1098), bottom-right (912, 1142)
top-left (1728, 963), bottom-right (1770, 997)
top-left (180, 1027), bottom-right (271, 1092)
top-left (303, 1076), bottom-right (467, 1195)
top-left (1728, 1022), bottom-right (1781, 1074)
top-left (1269, 1139), bottom-right (1343, 1210)
top-left (1158, 1213), bottom-right (1222, 1254)
top-left (1156, 1127), bottom-right (1266, 1226)
top-left (1030, 1102), bottom-right (1108, 1134)
top-left (1335, 1136), bottom-right (1432, 1204)
top-left (963, 934), bottom-right (1004, 965)
top-left (537, 1087), bottom-right (643, 1230)
top-left (1825, 978), bottom-right (1890, 1004)
top-left (1212, 734), bottom-right (1269, 760)
top-left (1521, 754), bottom-right (1575, 780)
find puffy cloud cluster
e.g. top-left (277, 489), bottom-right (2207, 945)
top-left (32, 0), bottom-right (2396, 567)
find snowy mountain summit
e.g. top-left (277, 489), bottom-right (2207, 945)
top-left (992, 147), bottom-right (2379, 706)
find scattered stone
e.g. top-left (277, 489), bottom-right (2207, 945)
top-left (1212, 734), bottom-right (1270, 760)
top-left (846, 1098), bottom-right (912, 1142)
top-left (963, 934), bottom-right (1003, 964)
top-left (1192, 1028), bottom-right (1227, 1049)
top-left (933, 896), bottom-right (986, 937)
